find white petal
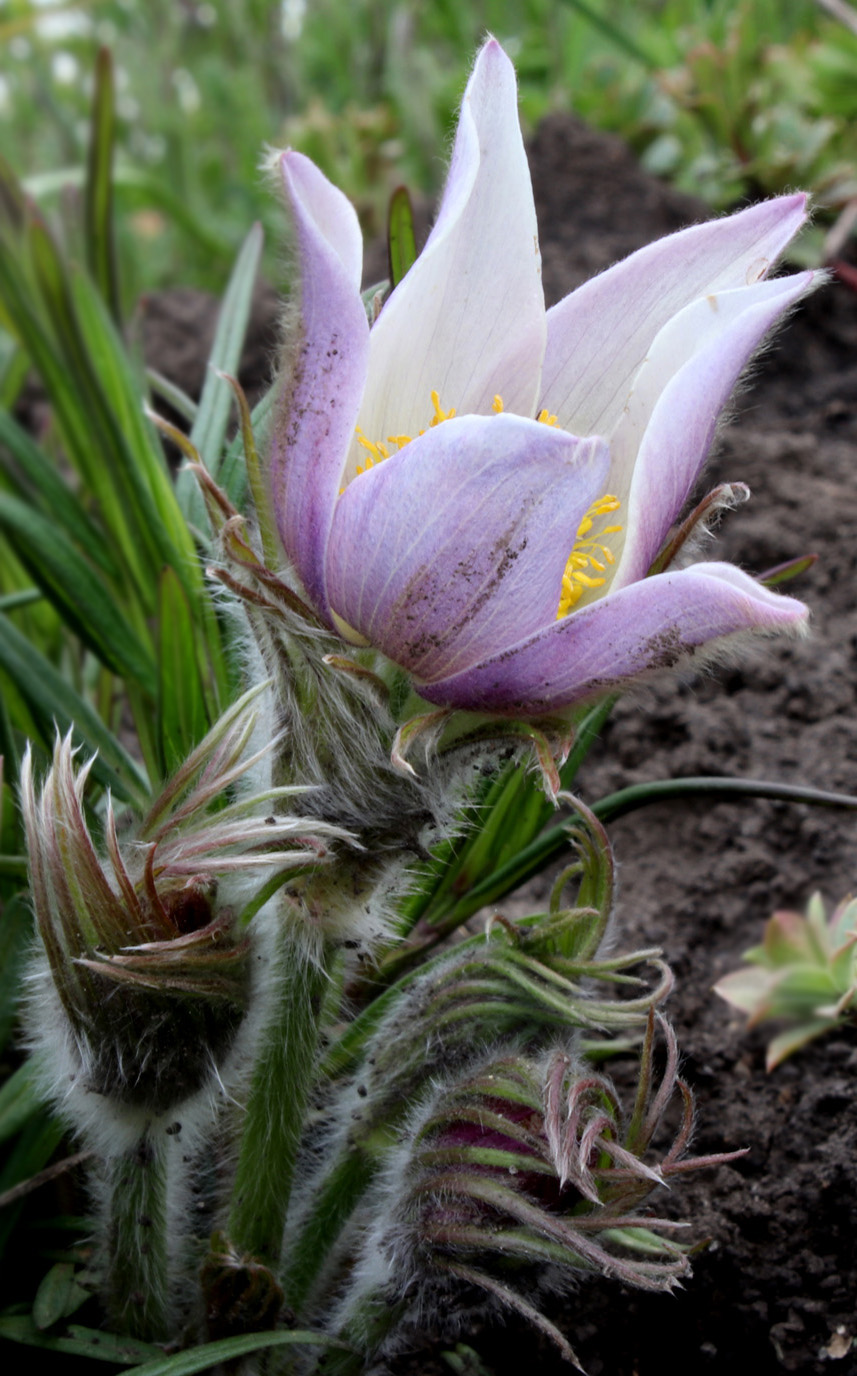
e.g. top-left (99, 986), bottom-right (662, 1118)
top-left (352, 39), bottom-right (546, 472)
top-left (610, 270), bottom-right (815, 588)
top-left (540, 194), bottom-right (808, 436)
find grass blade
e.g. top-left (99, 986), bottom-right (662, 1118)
top-left (0, 1062), bottom-right (45, 1148)
top-left (0, 493), bottom-right (157, 692)
top-left (84, 47), bottom-right (120, 322)
top-left (0, 611), bottom-right (150, 804)
top-left (0, 1315), bottom-right (161, 1365)
top-left (157, 566), bottom-right (211, 774)
top-left (178, 223), bottom-right (264, 531)
top-left (0, 410), bottom-right (118, 578)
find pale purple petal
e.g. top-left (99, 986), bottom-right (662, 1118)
top-left (327, 414), bottom-right (609, 682)
top-left (352, 39), bottom-right (545, 469)
top-left (540, 194), bottom-right (808, 436)
top-left (611, 270), bottom-right (815, 588)
top-left (269, 151), bottom-right (369, 619)
top-left (419, 562), bottom-right (808, 714)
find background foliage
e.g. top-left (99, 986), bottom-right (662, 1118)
top-left (1, 0), bottom-right (855, 301)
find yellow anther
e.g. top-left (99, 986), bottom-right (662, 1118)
top-left (537, 408), bottom-right (559, 427)
top-left (492, 395), bottom-right (505, 413)
top-left (556, 492), bottom-right (623, 619)
top-left (430, 390), bottom-right (456, 426)
top-left (355, 427), bottom-right (390, 466)
top-left (573, 572), bottom-right (606, 589)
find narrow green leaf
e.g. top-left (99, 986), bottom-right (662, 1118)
top-left (0, 662), bottom-right (21, 782)
top-left (179, 223), bottom-right (264, 531)
top-left (761, 552), bottom-right (818, 587)
top-left (0, 589), bottom-right (41, 612)
top-left (0, 410), bottom-right (117, 578)
top-left (0, 611), bottom-right (150, 804)
top-left (127, 1329), bottom-right (351, 1375)
top-left (146, 368), bottom-right (199, 425)
top-left (397, 698), bottom-right (616, 941)
top-left (0, 254), bottom-right (103, 506)
top-left (0, 150), bottom-right (27, 240)
top-left (556, 0), bottom-right (658, 67)
top-left (25, 215), bottom-right (197, 613)
top-left (0, 1319), bottom-right (349, 1370)
top-left (0, 342), bottom-right (28, 410)
top-left (0, 1314), bottom-right (161, 1365)
top-left (388, 185), bottom-right (417, 287)
top-left (0, 494), bottom-right (157, 692)
top-left (219, 374), bottom-right (275, 508)
top-left (84, 47), bottom-right (120, 322)
top-left (33, 1262), bottom-right (90, 1330)
top-left (25, 164), bottom-right (232, 259)
top-left (0, 1061), bottom-right (45, 1147)
top-left (157, 567), bottom-right (211, 774)
top-left (69, 269), bottom-right (204, 603)
top-left (381, 771), bottom-right (857, 989)
top-left (10, 219), bottom-right (152, 601)
top-left (593, 776), bottom-right (857, 823)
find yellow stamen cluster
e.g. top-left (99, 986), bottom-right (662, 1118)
top-left (352, 389), bottom-right (621, 621)
top-left (557, 494), bottom-right (623, 619)
top-left (354, 389), bottom-right (456, 476)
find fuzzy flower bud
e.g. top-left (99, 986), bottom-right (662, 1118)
top-left (22, 688), bottom-right (349, 1119)
top-left (326, 1014), bottom-right (742, 1365)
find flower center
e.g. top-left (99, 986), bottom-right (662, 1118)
top-left (353, 392), bottom-right (559, 480)
top-left (354, 390), bottom-right (456, 474)
top-left (556, 494), bottom-right (622, 619)
top-left (350, 394), bottom-right (622, 619)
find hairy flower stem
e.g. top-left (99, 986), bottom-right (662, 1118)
top-left (227, 920), bottom-right (329, 1269)
top-left (283, 1143), bottom-right (379, 1313)
top-left (104, 1133), bottom-right (170, 1341)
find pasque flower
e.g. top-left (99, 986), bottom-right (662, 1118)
top-left (269, 39), bottom-right (813, 718)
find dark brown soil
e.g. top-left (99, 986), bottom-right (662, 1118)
top-left (131, 116), bottom-right (857, 1375)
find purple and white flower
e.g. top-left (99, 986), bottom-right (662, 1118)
top-left (269, 39), bottom-right (813, 718)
